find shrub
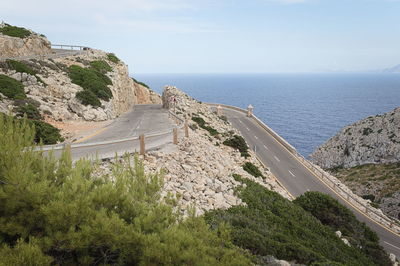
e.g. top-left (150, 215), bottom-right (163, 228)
top-left (223, 135), bottom-right (249, 157)
top-left (6, 60), bottom-right (44, 84)
top-left (362, 128), bottom-right (373, 136)
top-left (0, 24), bottom-right (31, 38)
top-left (76, 90), bottom-right (101, 107)
top-left (31, 120), bottom-right (63, 144)
top-left (15, 103), bottom-right (42, 120)
top-left (68, 65), bottom-right (113, 103)
top-left (0, 115), bottom-right (251, 265)
top-left (205, 176), bottom-right (387, 265)
top-left (89, 60), bottom-right (112, 73)
top-left (0, 74), bottom-right (26, 99)
top-left (294, 191), bottom-right (391, 266)
top-left (107, 53), bottom-right (120, 63)
top-left (243, 162), bottom-right (264, 179)
top-left (192, 116), bottom-right (219, 136)
top-left (132, 77), bottom-right (150, 89)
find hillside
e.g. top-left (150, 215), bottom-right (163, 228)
top-left (383, 64), bottom-right (400, 73)
top-left (311, 107), bottom-right (400, 169)
top-left (0, 23), bottom-right (160, 142)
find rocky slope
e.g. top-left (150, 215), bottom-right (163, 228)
top-left (0, 24), bottom-right (161, 137)
top-left (311, 107), bottom-right (400, 169)
top-left (0, 22), bottom-right (52, 58)
top-left (143, 86), bottom-right (291, 215)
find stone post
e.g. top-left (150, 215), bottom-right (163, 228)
top-left (216, 105), bottom-right (222, 116)
top-left (139, 134), bottom-right (145, 156)
top-left (184, 120), bottom-right (189, 138)
top-left (64, 142), bottom-right (72, 161)
top-left (173, 128), bottom-right (178, 144)
top-left (247, 104), bottom-right (254, 117)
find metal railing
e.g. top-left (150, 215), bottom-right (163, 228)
top-left (51, 44), bottom-right (89, 51)
top-left (208, 103), bottom-right (400, 234)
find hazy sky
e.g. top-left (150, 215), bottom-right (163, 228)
top-left (1, 0), bottom-right (400, 73)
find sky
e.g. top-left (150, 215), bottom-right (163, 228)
top-left (1, 0), bottom-right (400, 73)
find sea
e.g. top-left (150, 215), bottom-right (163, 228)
top-left (135, 73), bottom-right (400, 157)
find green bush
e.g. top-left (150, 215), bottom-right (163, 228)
top-left (132, 77), bottom-right (150, 89)
top-left (223, 135), bottom-right (249, 157)
top-left (243, 162), bottom-right (264, 179)
top-left (0, 74), bottom-right (26, 99)
top-left (68, 65), bottom-right (113, 104)
top-left (89, 60), bottom-right (112, 73)
top-left (293, 191), bottom-right (390, 266)
top-left (107, 53), bottom-right (120, 63)
top-left (0, 115), bottom-right (251, 265)
top-left (205, 175), bottom-right (387, 265)
top-left (31, 120), bottom-right (63, 144)
top-left (76, 90), bottom-right (101, 107)
top-left (5, 60), bottom-right (44, 84)
top-left (192, 116), bottom-right (219, 136)
top-left (0, 24), bottom-right (31, 38)
top-left (15, 103), bottom-right (42, 120)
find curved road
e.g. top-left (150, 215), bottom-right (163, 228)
top-left (222, 107), bottom-right (400, 258)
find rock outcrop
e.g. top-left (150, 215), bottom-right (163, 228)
top-left (141, 86), bottom-right (292, 216)
top-left (311, 107), bottom-right (400, 169)
top-left (0, 23), bottom-right (52, 58)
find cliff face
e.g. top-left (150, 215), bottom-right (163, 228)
top-left (311, 107), bottom-right (400, 169)
top-left (0, 24), bottom-right (161, 123)
top-left (0, 23), bottom-right (52, 58)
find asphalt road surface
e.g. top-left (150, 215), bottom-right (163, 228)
top-left (222, 107), bottom-right (400, 258)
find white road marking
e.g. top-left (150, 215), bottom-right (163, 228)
top-left (384, 241), bottom-right (400, 250)
top-left (263, 145), bottom-right (268, 150)
top-left (254, 136), bottom-right (258, 139)
top-left (246, 127), bottom-right (250, 131)
top-left (289, 170), bottom-right (295, 177)
top-left (274, 156), bottom-right (280, 162)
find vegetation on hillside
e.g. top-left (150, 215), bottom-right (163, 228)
top-left (0, 23), bottom-right (31, 38)
top-left (68, 65), bottom-right (113, 106)
top-left (107, 53), bottom-right (120, 63)
top-left (223, 135), bottom-right (250, 157)
top-left (243, 162), bottom-right (265, 179)
top-left (89, 60), bottom-right (112, 74)
top-left (192, 116), bottom-right (219, 136)
top-left (0, 115), bottom-right (251, 265)
top-left (330, 162), bottom-right (400, 204)
top-left (5, 60), bottom-right (44, 84)
top-left (0, 74), bottom-right (26, 99)
top-left (294, 191), bottom-right (391, 265)
top-left (132, 77), bottom-right (150, 89)
top-left (205, 174), bottom-right (390, 265)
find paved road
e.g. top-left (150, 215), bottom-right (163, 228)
top-left (222, 107), bottom-right (400, 258)
top-left (80, 104), bottom-right (174, 143)
top-left (43, 105), bottom-right (177, 161)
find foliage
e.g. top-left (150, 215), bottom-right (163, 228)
top-left (223, 135), bottom-right (249, 157)
top-left (15, 103), bottom-right (42, 120)
top-left (293, 191), bottom-right (391, 266)
top-left (0, 24), bottom-right (31, 38)
top-left (205, 175), bottom-right (388, 265)
top-left (0, 74), bottom-right (26, 99)
top-left (192, 116), bottom-right (219, 136)
top-left (68, 65), bottom-right (113, 105)
top-left (76, 90), bottom-right (101, 107)
top-left (0, 116), bottom-right (251, 265)
top-left (89, 60), bottom-right (112, 74)
top-left (132, 77), bottom-right (150, 89)
top-left (243, 162), bottom-right (264, 179)
top-left (107, 53), bottom-right (120, 63)
top-left (30, 120), bottom-right (63, 144)
top-left (5, 60), bottom-right (44, 84)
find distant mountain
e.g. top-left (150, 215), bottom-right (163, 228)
top-left (383, 64), bottom-right (400, 73)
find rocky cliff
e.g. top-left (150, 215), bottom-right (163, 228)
top-left (0, 24), bottom-right (161, 128)
top-left (311, 107), bottom-right (400, 169)
top-left (0, 22), bottom-right (52, 58)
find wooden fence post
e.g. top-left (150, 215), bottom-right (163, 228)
top-left (139, 134), bottom-right (145, 156)
top-left (173, 128), bottom-right (178, 144)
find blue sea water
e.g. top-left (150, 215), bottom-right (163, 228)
top-left (135, 73), bottom-right (400, 157)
